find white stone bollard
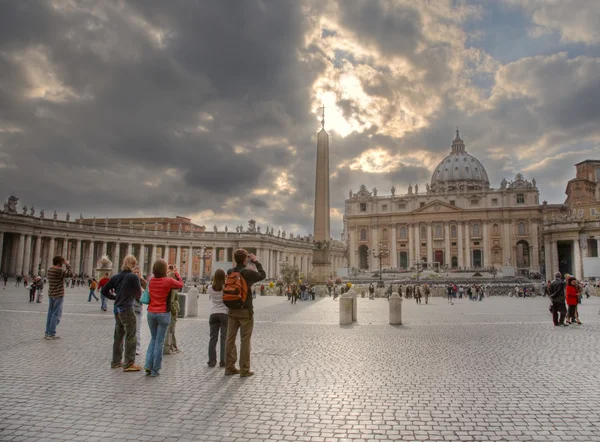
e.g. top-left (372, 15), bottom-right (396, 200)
top-left (339, 292), bottom-right (353, 325)
top-left (186, 287), bottom-right (199, 317)
top-left (348, 288), bottom-right (358, 322)
top-left (389, 292), bottom-right (402, 325)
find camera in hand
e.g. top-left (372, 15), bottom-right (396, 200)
top-left (168, 265), bottom-right (174, 270)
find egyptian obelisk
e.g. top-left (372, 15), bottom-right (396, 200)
top-left (312, 106), bottom-right (331, 283)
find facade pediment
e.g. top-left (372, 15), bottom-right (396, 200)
top-left (413, 200), bottom-right (462, 213)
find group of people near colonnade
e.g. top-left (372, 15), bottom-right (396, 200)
top-left (40, 248), bottom-right (265, 377)
top-left (547, 272), bottom-right (587, 326)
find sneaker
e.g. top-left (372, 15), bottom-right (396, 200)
top-left (560, 323), bottom-right (569, 327)
top-left (144, 368), bottom-right (151, 375)
top-left (44, 335), bottom-right (53, 340)
top-left (240, 371), bottom-right (255, 378)
top-left (111, 362), bottom-right (123, 369)
top-left (50, 335), bottom-right (61, 339)
top-left (123, 364), bottom-right (142, 372)
top-left (207, 362), bottom-right (216, 367)
top-left (225, 368), bottom-right (240, 375)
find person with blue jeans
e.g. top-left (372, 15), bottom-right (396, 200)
top-left (45, 256), bottom-right (73, 340)
top-left (145, 260), bottom-right (183, 377)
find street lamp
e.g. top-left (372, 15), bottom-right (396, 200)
top-left (195, 246), bottom-right (211, 280)
top-left (372, 244), bottom-right (389, 287)
top-left (412, 255), bottom-right (426, 282)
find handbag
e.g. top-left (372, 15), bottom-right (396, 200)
top-left (141, 276), bottom-right (152, 305)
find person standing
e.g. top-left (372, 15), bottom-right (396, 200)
top-left (101, 255), bottom-right (143, 372)
top-left (224, 249), bottom-right (266, 377)
top-left (45, 256), bottom-right (73, 340)
top-left (549, 272), bottom-right (567, 326)
top-left (415, 287), bottom-right (422, 304)
top-left (88, 278), bottom-right (99, 302)
top-left (565, 277), bottom-right (582, 325)
top-left (35, 276), bottom-right (44, 303)
top-left (97, 272), bottom-right (110, 312)
top-left (145, 260), bottom-right (183, 377)
top-left (163, 270), bottom-right (181, 355)
top-left (207, 269), bottom-right (228, 367)
top-left (28, 279), bottom-right (37, 302)
top-left (423, 285), bottom-right (430, 304)
top-left (3, 273), bottom-right (8, 289)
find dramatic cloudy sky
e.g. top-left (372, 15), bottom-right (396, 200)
top-left (1, 1), bottom-right (600, 238)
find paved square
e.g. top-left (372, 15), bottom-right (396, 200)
top-left (1, 286), bottom-right (600, 441)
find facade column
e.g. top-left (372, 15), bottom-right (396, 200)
top-left (457, 222), bottom-right (464, 268)
top-left (114, 242), bottom-right (121, 268)
top-left (127, 243), bottom-right (133, 256)
top-left (187, 246), bottom-right (193, 278)
top-left (370, 226), bottom-right (378, 270)
top-left (164, 245), bottom-right (170, 264)
top-left (574, 239), bottom-right (582, 280)
top-left (0, 232), bottom-right (4, 273)
top-left (482, 222), bottom-right (490, 268)
top-left (23, 235), bottom-right (32, 275)
top-left (348, 229), bottom-right (356, 269)
top-left (391, 225), bottom-right (398, 268)
top-left (88, 241), bottom-right (95, 276)
top-left (416, 223), bottom-right (422, 262)
top-left (39, 239), bottom-right (48, 273)
top-left (444, 223), bottom-right (451, 267)
top-left (74, 239), bottom-right (81, 274)
top-left (15, 234), bottom-right (25, 276)
top-left (426, 223), bottom-right (433, 267)
top-left (48, 237), bottom-right (56, 270)
top-left (503, 221), bottom-right (512, 266)
top-left (531, 221), bottom-right (540, 271)
top-left (407, 224), bottom-right (414, 269)
top-left (101, 241), bottom-right (108, 258)
top-left (464, 222), bottom-right (471, 268)
top-left (544, 237), bottom-right (552, 278)
top-left (551, 240), bottom-right (559, 276)
top-left (33, 236), bottom-right (41, 275)
top-left (176, 246), bottom-right (182, 270)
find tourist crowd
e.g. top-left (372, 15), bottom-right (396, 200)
top-left (32, 248), bottom-right (265, 378)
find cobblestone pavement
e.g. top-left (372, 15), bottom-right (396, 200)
top-left (1, 285), bottom-right (600, 441)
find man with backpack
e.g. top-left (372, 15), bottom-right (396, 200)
top-left (223, 249), bottom-right (266, 377)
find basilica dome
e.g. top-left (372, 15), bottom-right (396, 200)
top-left (430, 131), bottom-right (490, 192)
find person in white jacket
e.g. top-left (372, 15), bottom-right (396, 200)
top-left (207, 269), bottom-right (228, 367)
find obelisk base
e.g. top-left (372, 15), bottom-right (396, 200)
top-left (312, 249), bottom-right (331, 284)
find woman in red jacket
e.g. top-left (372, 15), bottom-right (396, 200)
top-left (565, 277), bottom-right (581, 325)
top-left (145, 260), bottom-right (184, 377)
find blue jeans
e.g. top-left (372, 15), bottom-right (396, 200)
top-left (88, 290), bottom-right (98, 302)
top-left (146, 312), bottom-right (171, 376)
top-left (101, 293), bottom-right (107, 310)
top-left (45, 297), bottom-right (64, 337)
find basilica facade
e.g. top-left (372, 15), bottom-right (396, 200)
top-left (344, 131), bottom-right (542, 275)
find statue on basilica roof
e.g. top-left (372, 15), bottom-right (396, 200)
top-left (391, 185), bottom-right (395, 196)
top-left (408, 184), bottom-right (413, 195)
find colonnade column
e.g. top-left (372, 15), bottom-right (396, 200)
top-left (15, 234), bottom-right (25, 275)
top-left (164, 245), bottom-right (170, 263)
top-left (0, 232), bottom-right (4, 272)
top-left (48, 238), bottom-right (56, 270)
top-left (151, 244), bottom-right (157, 266)
top-left (187, 246), bottom-right (193, 278)
top-left (23, 235), bottom-right (32, 275)
top-left (114, 242), bottom-right (121, 268)
top-left (138, 245), bottom-right (145, 275)
top-left (74, 239), bottom-right (81, 274)
top-left (33, 236), bottom-right (41, 275)
top-left (127, 243), bottom-right (133, 256)
top-left (61, 239), bottom-right (67, 260)
top-left (426, 223), bottom-right (433, 267)
top-left (464, 222), bottom-right (471, 268)
top-left (574, 239), bottom-right (582, 281)
top-left (444, 223), bottom-right (451, 267)
top-left (348, 229), bottom-right (356, 269)
top-left (457, 222), bottom-right (464, 268)
top-left (391, 225), bottom-right (398, 268)
top-left (101, 241), bottom-right (107, 258)
top-left (531, 222), bottom-right (540, 271)
top-left (176, 246), bottom-right (181, 270)
top-left (88, 241), bottom-right (95, 276)
top-left (482, 222), bottom-right (490, 268)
